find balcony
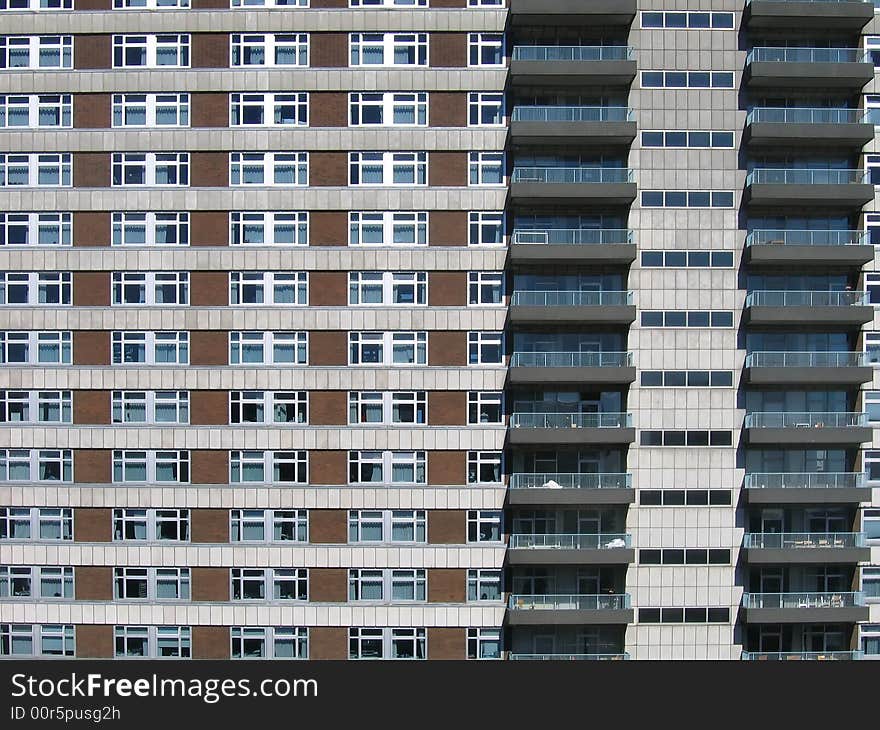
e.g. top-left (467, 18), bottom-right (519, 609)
top-left (743, 412), bottom-right (871, 446)
top-left (507, 593), bottom-right (633, 625)
top-left (744, 230), bottom-right (874, 267)
top-left (742, 651), bottom-right (863, 660)
top-left (743, 290), bottom-right (872, 326)
top-left (509, 351), bottom-right (636, 386)
top-left (510, 166), bottom-right (637, 206)
top-left (510, 229), bottom-right (637, 265)
top-left (508, 533), bottom-right (634, 565)
top-left (745, 47), bottom-right (873, 90)
top-left (509, 0), bottom-right (637, 27)
top-left (744, 168), bottom-right (873, 209)
top-left (742, 532), bottom-right (869, 564)
top-left (508, 473), bottom-right (634, 505)
top-left (509, 652), bottom-right (630, 660)
top-left (745, 108), bottom-right (873, 149)
top-left (508, 412), bottom-right (635, 446)
top-left (509, 291), bottom-right (636, 325)
top-left (510, 46), bottom-right (637, 88)
top-left (510, 106), bottom-right (637, 148)
top-left (741, 592), bottom-right (868, 623)
top-left (745, 0), bottom-right (874, 32)
top-left (743, 352), bottom-right (872, 386)
top-left (743, 472), bottom-right (871, 504)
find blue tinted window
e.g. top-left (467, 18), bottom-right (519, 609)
top-left (687, 371), bottom-right (710, 386)
top-left (712, 131), bottom-right (734, 148)
top-left (641, 371), bottom-right (664, 386)
top-left (688, 252), bottom-right (710, 267)
top-left (687, 311), bottom-right (710, 327)
top-left (712, 191), bottom-right (734, 207)
top-left (642, 72), bottom-right (664, 87)
top-left (641, 191), bottom-right (664, 206)
top-left (690, 72), bottom-right (711, 88)
top-left (666, 72), bottom-right (687, 88)
top-left (642, 131), bottom-right (664, 147)
top-left (664, 371), bottom-right (686, 386)
top-left (711, 72), bottom-right (734, 88)
top-left (666, 131), bottom-right (687, 147)
top-left (666, 12), bottom-right (687, 28)
top-left (641, 251), bottom-right (664, 266)
top-left (642, 12), bottom-right (663, 27)
top-left (688, 191), bottom-right (711, 207)
top-left (689, 13), bottom-right (710, 28)
top-left (641, 311), bottom-right (663, 327)
top-left (711, 251), bottom-right (734, 267)
top-left (665, 252), bottom-right (687, 267)
top-left (665, 191), bottom-right (687, 207)
top-left (665, 311), bottom-right (687, 327)
top-left (710, 371), bottom-right (733, 387)
top-left (711, 12), bottom-right (734, 29)
top-left (689, 131), bottom-right (711, 147)
top-left (711, 311), bottom-right (734, 327)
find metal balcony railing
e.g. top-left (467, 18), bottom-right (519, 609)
top-left (511, 106), bottom-right (634, 123)
top-left (509, 533), bottom-right (632, 550)
top-left (511, 167), bottom-right (634, 184)
top-left (742, 592), bottom-right (865, 609)
top-left (747, 47), bottom-right (869, 64)
top-left (510, 290), bottom-right (633, 307)
top-left (746, 107), bottom-right (866, 125)
top-left (511, 229), bottom-right (634, 245)
top-left (508, 594), bottom-right (632, 611)
top-left (743, 472), bottom-right (865, 489)
top-left (510, 351), bottom-right (633, 368)
top-left (745, 0), bottom-right (871, 5)
top-left (509, 473), bottom-right (632, 490)
top-left (744, 351), bottom-right (867, 368)
top-left (512, 46), bottom-right (635, 62)
top-left (509, 653), bottom-right (630, 661)
top-left (510, 412), bottom-right (633, 429)
top-left (743, 411), bottom-right (867, 428)
top-left (742, 651), bottom-right (863, 661)
top-left (745, 168), bottom-right (867, 185)
top-left (745, 290), bottom-right (868, 307)
top-left (743, 532), bottom-right (866, 549)
top-left (745, 230), bottom-right (868, 247)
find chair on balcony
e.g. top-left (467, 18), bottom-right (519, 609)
top-left (830, 595), bottom-right (844, 608)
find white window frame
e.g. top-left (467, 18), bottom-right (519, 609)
top-left (467, 450), bottom-right (502, 484)
top-left (350, 0), bottom-right (426, 6)
top-left (348, 272), bottom-right (427, 306)
top-left (230, 152), bottom-right (308, 186)
top-left (349, 33), bottom-right (428, 67)
top-left (0, 507), bottom-right (73, 540)
top-left (111, 331), bottom-right (189, 365)
top-left (467, 391), bottom-right (503, 425)
top-left (114, 625), bottom-right (191, 659)
top-left (0, 450), bottom-right (72, 483)
top-left (229, 391), bottom-right (308, 425)
top-left (231, 0), bottom-right (308, 6)
top-left (468, 211), bottom-right (505, 246)
top-left (1, 0), bottom-right (73, 9)
top-left (230, 212), bottom-right (308, 246)
top-left (468, 33), bottom-right (505, 67)
top-left (231, 627), bottom-right (308, 660)
top-left (229, 450), bottom-right (308, 485)
top-left (349, 212), bottom-right (428, 246)
top-left (348, 510), bottom-right (427, 543)
top-left (111, 390), bottom-right (189, 424)
top-left (230, 92), bottom-right (308, 127)
top-left (0, 390), bottom-right (72, 424)
top-left (112, 508), bottom-right (190, 542)
top-left (0, 331), bottom-right (72, 365)
top-left (0, 624), bottom-right (75, 657)
top-left (112, 449), bottom-right (190, 485)
top-left (114, 0), bottom-right (190, 7)
top-left (0, 153), bottom-right (71, 187)
top-left (468, 92), bottom-right (505, 127)
top-left (0, 94), bottom-right (71, 129)
top-left (112, 272), bottom-right (189, 306)
top-left (469, 151), bottom-right (505, 186)
top-left (349, 151), bottom-right (427, 187)
top-left (348, 92), bottom-right (428, 127)
top-left (0, 272), bottom-right (71, 306)
top-left (348, 331), bottom-right (428, 366)
top-left (231, 33), bottom-right (309, 67)
top-left (348, 569), bottom-right (427, 602)
top-left (467, 628), bottom-right (501, 659)
top-left (0, 36), bottom-right (72, 70)
top-left (349, 627), bottom-right (426, 660)
top-left (467, 569), bottom-right (502, 602)
top-left (112, 93), bottom-right (190, 128)
top-left (112, 212), bottom-right (189, 247)
top-left (114, 567), bottom-right (191, 601)
top-left (348, 391), bottom-right (427, 425)
top-left (229, 272), bottom-right (308, 306)
top-left (112, 153), bottom-right (189, 187)
top-left (229, 331), bottom-right (308, 365)
top-left (112, 34), bottom-right (190, 69)
top-left (231, 568), bottom-right (308, 602)
top-left (0, 213), bottom-right (71, 247)
top-left (468, 331), bottom-right (504, 365)
top-left (865, 332), bottom-right (880, 366)
top-left (230, 509), bottom-right (309, 543)
top-left (467, 509), bottom-right (503, 543)
top-left (0, 566), bottom-right (74, 600)
top-left (468, 271), bottom-right (504, 305)
top-left (348, 450), bottom-right (427, 485)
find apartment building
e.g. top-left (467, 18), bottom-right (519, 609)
top-left (0, 0), bottom-right (878, 662)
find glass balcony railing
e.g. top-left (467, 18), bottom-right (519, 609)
top-left (508, 594), bottom-right (631, 611)
top-left (745, 230), bottom-right (868, 247)
top-left (509, 473), bottom-right (632, 490)
top-left (510, 351), bottom-right (633, 368)
top-left (746, 107), bottom-right (866, 125)
top-left (512, 46), bottom-right (635, 62)
top-left (745, 0), bottom-right (870, 4)
top-left (743, 472), bottom-right (865, 489)
top-left (509, 533), bottom-right (632, 550)
top-left (510, 412), bottom-right (633, 429)
top-left (509, 653), bottom-right (630, 661)
top-left (747, 47), bottom-right (869, 64)
top-left (744, 351), bottom-right (867, 368)
top-left (742, 592), bottom-right (865, 609)
top-left (743, 411), bottom-right (867, 428)
top-left (512, 229), bottom-right (634, 245)
top-left (511, 167), bottom-right (635, 184)
top-left (511, 106), bottom-right (634, 123)
top-left (745, 290), bottom-right (868, 307)
top-left (511, 291), bottom-right (633, 307)
top-left (746, 168), bottom-right (867, 185)
top-left (742, 651), bottom-right (863, 661)
top-left (743, 532), bottom-right (866, 549)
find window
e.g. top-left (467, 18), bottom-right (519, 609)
top-left (112, 153), bottom-right (189, 187)
top-left (863, 569), bottom-right (880, 601)
top-left (641, 190), bottom-right (734, 208)
top-left (112, 390), bottom-right (188, 424)
top-left (113, 508), bottom-right (190, 542)
top-left (469, 152), bottom-right (505, 186)
top-left (348, 451), bottom-right (427, 484)
top-left (637, 608), bottom-right (729, 624)
top-left (468, 272), bottom-right (503, 305)
top-left (0, 36), bottom-right (72, 69)
top-left (640, 489), bottom-right (733, 506)
top-left (349, 92), bottom-right (427, 126)
top-left (866, 333), bottom-right (880, 366)
top-left (640, 311), bottom-right (734, 328)
top-left (0, 390), bottom-right (72, 424)
top-left (230, 509), bottom-right (308, 543)
top-left (0, 213), bottom-right (71, 247)
top-left (231, 627), bottom-right (308, 660)
top-left (467, 569), bottom-right (502, 602)
top-left (641, 131), bottom-right (734, 149)
top-left (865, 392), bottom-right (880, 424)
top-left (468, 331), bottom-right (503, 364)
top-left (231, 568), bottom-right (308, 601)
top-left (348, 332), bottom-right (427, 365)
top-left (115, 626), bottom-right (191, 659)
top-left (348, 510), bottom-right (427, 543)
top-left (349, 212), bottom-right (428, 246)
top-left (349, 152), bottom-right (427, 186)
top-left (639, 549), bottom-right (730, 565)
top-left (640, 430), bottom-right (733, 447)
top-left (468, 92), bottom-right (504, 127)
top-left (868, 274), bottom-right (880, 305)
top-left (0, 153), bottom-right (71, 187)
top-left (112, 212), bottom-right (189, 247)
top-left (640, 250), bottom-right (734, 268)
top-left (0, 566), bottom-right (73, 599)
top-left (641, 11), bottom-right (734, 29)
top-left (111, 331), bottom-right (189, 365)
top-left (349, 33), bottom-right (427, 67)
top-left (350, 0), bottom-right (426, 5)
top-left (348, 392), bottom-right (427, 425)
top-left (468, 33), bottom-right (504, 67)
top-left (867, 96), bottom-right (880, 127)
top-left (467, 510), bottom-right (502, 542)
top-left (0, 624), bottom-right (74, 657)
top-left (230, 272), bottom-right (308, 305)
top-left (349, 628), bottom-right (426, 659)
top-left (348, 569), bottom-right (426, 602)
top-left (0, 331), bottom-right (72, 364)
top-left (467, 628), bottom-right (501, 659)
top-left (112, 94), bottom-right (189, 128)
top-left (114, 0), bottom-right (190, 7)
top-left (114, 567), bottom-right (190, 600)
top-left (230, 93), bottom-right (308, 127)
top-left (113, 450), bottom-right (190, 484)
top-left (0, 95), bottom-right (71, 128)
top-left (229, 331), bottom-right (308, 365)
top-left (231, 34), bottom-right (308, 67)
top-left (230, 212), bottom-right (308, 246)
top-left (0, 451), bottom-right (72, 483)
top-left (348, 272), bottom-right (426, 305)
top-left (467, 451), bottom-right (502, 484)
top-left (469, 212), bottom-right (504, 246)
top-left (112, 272), bottom-right (188, 306)
top-left (230, 152), bottom-right (308, 186)
top-left (113, 34), bottom-right (190, 68)
top-left (0, 508), bottom-right (72, 539)
top-left (1, 0), bottom-right (73, 9)
top-left (229, 391), bottom-right (308, 425)
top-left (230, 451), bottom-right (308, 484)
top-left (639, 371), bottom-right (734, 388)
top-left (0, 272), bottom-right (71, 305)
top-left (468, 391), bottom-right (502, 424)
top-left (640, 71), bottom-right (735, 88)
top-left (865, 509), bottom-right (880, 541)
top-left (231, 0), bottom-right (308, 6)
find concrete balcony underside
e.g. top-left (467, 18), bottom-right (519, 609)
top-left (508, 304), bottom-right (637, 325)
top-left (743, 488), bottom-right (872, 505)
top-left (744, 244), bottom-right (875, 267)
top-left (509, 60), bottom-right (638, 88)
top-left (743, 426), bottom-right (873, 446)
top-left (745, 122), bottom-right (874, 149)
top-left (505, 609), bottom-right (634, 625)
top-left (506, 548), bottom-right (634, 566)
top-left (743, 366), bottom-right (873, 386)
top-left (741, 606), bottom-right (869, 623)
top-left (744, 183), bottom-right (875, 209)
top-left (745, 61), bottom-right (874, 89)
top-left (506, 488), bottom-right (636, 506)
top-left (507, 367), bottom-right (637, 386)
top-left (509, 243), bottom-right (637, 265)
top-left (509, 0), bottom-right (637, 26)
top-left (507, 427), bottom-right (636, 446)
top-left (509, 182), bottom-right (638, 207)
top-left (743, 305), bottom-right (874, 326)
top-left (509, 120), bottom-right (638, 147)
top-left (742, 547), bottom-right (870, 564)
top-left (745, 1), bottom-right (874, 31)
